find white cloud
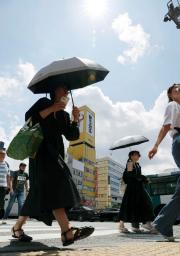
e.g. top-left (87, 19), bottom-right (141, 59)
top-left (6, 123), bottom-right (26, 171)
top-left (0, 127), bottom-right (8, 143)
top-left (0, 113), bottom-right (27, 170)
top-left (0, 62), bottom-right (176, 174)
top-left (17, 61), bottom-right (36, 85)
top-left (0, 77), bottom-right (19, 97)
top-left (0, 62), bottom-right (36, 170)
top-left (73, 86), bottom-right (176, 174)
top-left (112, 13), bottom-right (150, 64)
top-left (0, 61), bottom-right (36, 98)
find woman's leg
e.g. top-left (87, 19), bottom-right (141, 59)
top-left (153, 179), bottom-right (180, 237)
top-left (13, 216), bottom-right (28, 234)
top-left (11, 216), bottom-right (32, 241)
top-left (53, 208), bottom-right (95, 244)
top-left (152, 136), bottom-right (180, 238)
top-left (172, 135), bottom-right (180, 168)
top-left (11, 216), bottom-right (28, 238)
top-left (53, 208), bottom-right (70, 232)
top-left (12, 209), bottom-right (70, 240)
top-left (53, 208), bottom-right (74, 240)
top-left (119, 220), bottom-right (125, 228)
top-left (118, 220), bottom-right (129, 233)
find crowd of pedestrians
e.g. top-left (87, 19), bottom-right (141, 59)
top-left (0, 83), bottom-right (179, 244)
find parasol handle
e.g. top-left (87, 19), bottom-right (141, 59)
top-left (70, 90), bottom-right (75, 108)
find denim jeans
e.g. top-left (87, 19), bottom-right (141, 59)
top-left (4, 190), bottom-right (25, 219)
top-left (172, 134), bottom-right (180, 168)
top-left (153, 134), bottom-right (180, 237)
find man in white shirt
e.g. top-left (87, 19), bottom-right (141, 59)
top-left (148, 84), bottom-right (180, 241)
top-left (0, 147), bottom-right (11, 222)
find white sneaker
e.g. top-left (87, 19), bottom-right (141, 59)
top-left (149, 228), bottom-right (159, 234)
top-left (141, 223), bottom-right (153, 231)
top-left (132, 228), bottom-right (145, 233)
top-left (0, 220), bottom-right (7, 225)
top-left (163, 235), bottom-right (175, 242)
top-left (119, 227), bottom-right (130, 233)
top-left (148, 226), bottom-right (174, 240)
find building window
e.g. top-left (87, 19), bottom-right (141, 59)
top-left (111, 187), bottom-right (119, 192)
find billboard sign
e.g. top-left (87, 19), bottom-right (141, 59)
top-left (86, 111), bottom-right (95, 137)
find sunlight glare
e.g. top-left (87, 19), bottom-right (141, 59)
top-left (84, 0), bottom-right (108, 20)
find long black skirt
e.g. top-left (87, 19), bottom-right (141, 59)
top-left (21, 143), bottom-right (80, 226)
top-left (119, 180), bottom-right (154, 223)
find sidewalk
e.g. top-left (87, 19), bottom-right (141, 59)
top-left (3, 242), bottom-right (180, 256)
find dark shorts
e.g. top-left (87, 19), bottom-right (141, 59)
top-left (0, 187), bottom-right (7, 209)
top-left (0, 187), bottom-right (7, 219)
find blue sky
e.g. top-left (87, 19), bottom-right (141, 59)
top-left (0, 0), bottom-right (180, 107)
top-left (0, 0), bottom-right (179, 172)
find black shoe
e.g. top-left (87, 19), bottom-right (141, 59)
top-left (12, 227), bottom-right (33, 242)
top-left (72, 226), bottom-right (95, 241)
top-left (61, 226), bottom-right (94, 246)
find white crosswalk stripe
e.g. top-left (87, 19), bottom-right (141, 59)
top-left (0, 220), bottom-right (119, 243)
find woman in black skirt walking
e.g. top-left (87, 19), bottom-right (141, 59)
top-left (119, 151), bottom-right (155, 233)
top-left (11, 85), bottom-right (94, 246)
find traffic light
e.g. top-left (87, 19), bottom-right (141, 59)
top-left (164, 0), bottom-right (180, 29)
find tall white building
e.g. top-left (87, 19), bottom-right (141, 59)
top-left (67, 154), bottom-right (84, 197)
top-left (96, 157), bottom-right (125, 209)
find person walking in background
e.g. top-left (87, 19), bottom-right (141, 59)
top-left (0, 145), bottom-right (11, 224)
top-left (119, 151), bottom-right (155, 233)
top-left (118, 178), bottom-right (129, 233)
top-left (11, 85), bottom-right (94, 245)
top-left (148, 84), bottom-right (180, 241)
top-left (3, 163), bottom-right (29, 222)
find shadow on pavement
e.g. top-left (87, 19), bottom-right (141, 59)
top-left (0, 240), bottom-right (77, 255)
top-left (118, 233), bottom-right (161, 240)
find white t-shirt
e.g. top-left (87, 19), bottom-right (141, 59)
top-left (163, 101), bottom-right (180, 138)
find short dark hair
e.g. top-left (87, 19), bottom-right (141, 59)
top-left (50, 90), bottom-right (56, 101)
top-left (19, 163), bottom-right (27, 167)
top-left (49, 84), bottom-right (69, 101)
top-left (128, 151), bottom-right (141, 159)
top-left (167, 84), bottom-right (179, 102)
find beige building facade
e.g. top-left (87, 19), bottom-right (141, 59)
top-left (96, 157), bottom-right (124, 209)
top-left (68, 105), bottom-right (96, 207)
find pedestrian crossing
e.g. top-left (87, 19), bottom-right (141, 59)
top-left (1, 220), bottom-right (179, 244)
top-left (0, 220), bottom-right (119, 243)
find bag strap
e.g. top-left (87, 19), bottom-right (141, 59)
top-left (23, 117), bottom-right (32, 128)
top-left (5, 161), bottom-right (10, 169)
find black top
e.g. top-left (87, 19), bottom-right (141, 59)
top-left (123, 161), bottom-right (148, 184)
top-left (119, 160), bottom-right (154, 222)
top-left (12, 170), bottom-right (29, 192)
top-left (25, 97), bottom-right (80, 159)
top-left (20, 97), bottom-right (81, 225)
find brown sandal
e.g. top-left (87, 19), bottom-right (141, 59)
top-left (12, 227), bottom-right (33, 242)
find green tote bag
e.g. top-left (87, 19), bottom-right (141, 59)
top-left (7, 118), bottom-right (43, 160)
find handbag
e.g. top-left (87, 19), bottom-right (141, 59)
top-left (7, 118), bottom-right (43, 160)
